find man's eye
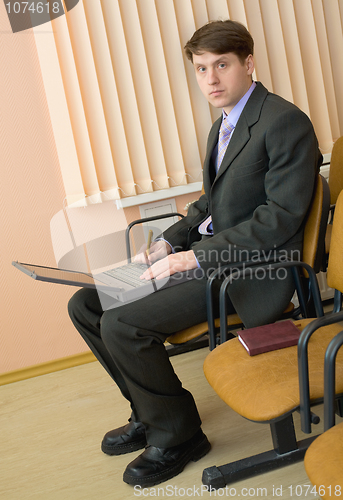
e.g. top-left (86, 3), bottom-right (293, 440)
top-left (218, 63), bottom-right (226, 69)
top-left (198, 67), bottom-right (206, 73)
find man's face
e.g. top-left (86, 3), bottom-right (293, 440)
top-left (193, 51), bottom-right (254, 114)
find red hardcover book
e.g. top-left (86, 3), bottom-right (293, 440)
top-left (238, 320), bottom-right (301, 356)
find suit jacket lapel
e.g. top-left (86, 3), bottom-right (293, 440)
top-left (203, 117), bottom-right (221, 193)
top-left (211, 82), bottom-right (269, 186)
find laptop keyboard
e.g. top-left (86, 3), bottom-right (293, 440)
top-left (104, 263), bottom-right (152, 288)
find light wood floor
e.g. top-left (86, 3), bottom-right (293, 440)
top-left (1, 346), bottom-right (333, 500)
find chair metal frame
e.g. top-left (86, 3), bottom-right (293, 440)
top-left (323, 328), bottom-right (343, 431)
top-left (302, 312), bottom-right (343, 492)
top-left (202, 259), bottom-right (326, 488)
top-left (298, 290), bottom-right (343, 435)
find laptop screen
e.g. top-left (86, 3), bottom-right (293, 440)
top-left (12, 262), bottom-right (103, 288)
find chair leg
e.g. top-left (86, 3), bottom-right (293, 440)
top-left (270, 414), bottom-right (297, 454)
top-left (202, 414), bottom-right (318, 490)
top-left (335, 397), bottom-right (343, 418)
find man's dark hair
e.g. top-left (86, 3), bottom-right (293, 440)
top-left (184, 19), bottom-right (254, 64)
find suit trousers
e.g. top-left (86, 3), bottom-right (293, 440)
top-left (68, 277), bottom-right (234, 448)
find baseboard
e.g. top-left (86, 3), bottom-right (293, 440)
top-left (0, 351), bottom-right (97, 387)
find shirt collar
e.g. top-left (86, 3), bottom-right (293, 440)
top-left (222, 81), bottom-right (256, 128)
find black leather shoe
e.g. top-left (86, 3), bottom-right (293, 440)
top-left (123, 429), bottom-right (211, 486)
top-left (101, 419), bottom-right (147, 456)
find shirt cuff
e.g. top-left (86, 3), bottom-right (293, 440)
top-left (155, 238), bottom-right (175, 254)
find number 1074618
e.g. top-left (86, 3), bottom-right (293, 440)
top-left (5, 2), bottom-right (61, 15)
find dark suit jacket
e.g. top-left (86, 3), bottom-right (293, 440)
top-left (163, 82), bottom-right (323, 327)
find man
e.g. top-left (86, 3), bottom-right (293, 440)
top-left (68, 20), bottom-right (322, 487)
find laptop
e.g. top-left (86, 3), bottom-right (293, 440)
top-left (12, 260), bottom-right (200, 303)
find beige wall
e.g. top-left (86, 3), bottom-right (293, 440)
top-left (0, 10), bottom-right (85, 374)
top-left (0, 6), bottom-right (199, 375)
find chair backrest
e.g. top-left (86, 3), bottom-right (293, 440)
top-left (328, 136), bottom-right (343, 205)
top-left (326, 189), bottom-right (343, 294)
top-left (302, 174), bottom-right (330, 274)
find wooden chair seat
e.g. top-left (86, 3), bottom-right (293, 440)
top-left (204, 318), bottom-right (343, 423)
top-left (304, 422), bottom-right (343, 499)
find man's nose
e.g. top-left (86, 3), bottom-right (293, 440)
top-left (207, 69), bottom-right (219, 85)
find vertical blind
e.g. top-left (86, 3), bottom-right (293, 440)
top-left (34, 0), bottom-right (343, 205)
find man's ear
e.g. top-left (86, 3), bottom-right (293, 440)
top-left (246, 54), bottom-right (254, 76)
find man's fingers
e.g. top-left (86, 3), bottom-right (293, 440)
top-left (140, 251), bottom-right (197, 281)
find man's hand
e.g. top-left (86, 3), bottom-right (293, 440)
top-left (134, 239), bottom-right (171, 265)
top-left (140, 250), bottom-right (198, 281)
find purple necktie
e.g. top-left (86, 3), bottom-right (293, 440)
top-left (198, 118), bottom-right (234, 235)
top-left (216, 117), bottom-right (234, 171)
